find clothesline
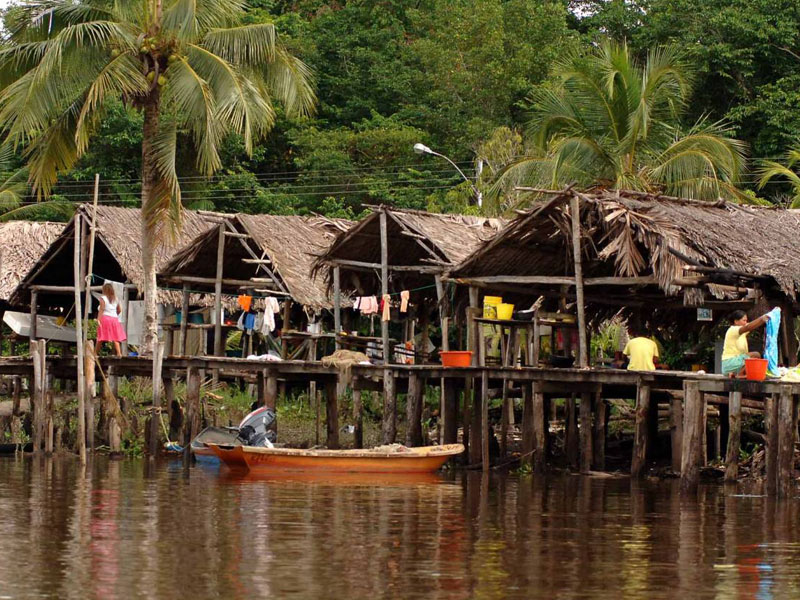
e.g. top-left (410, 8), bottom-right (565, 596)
top-left (89, 273), bottom-right (286, 301)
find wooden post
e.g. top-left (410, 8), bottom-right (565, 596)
top-left (724, 391), bottom-right (742, 482)
top-left (521, 382), bottom-right (534, 468)
top-left (313, 382), bottom-right (320, 446)
top-left (29, 289), bottom-right (38, 347)
top-left (569, 193), bottom-right (588, 367)
top-left (352, 382), bottom-right (363, 449)
top-left (533, 383), bottom-right (547, 473)
top-left (777, 388), bottom-right (794, 498)
top-left (671, 392), bottom-right (683, 474)
top-left (765, 393), bottom-right (779, 496)
top-left (632, 383), bottom-right (651, 477)
top-left (333, 266), bottom-right (341, 349)
top-left (565, 394), bottom-right (578, 470)
top-left (148, 341), bottom-right (164, 456)
top-left (182, 366), bottom-right (201, 461)
top-left (213, 223), bottom-right (225, 357)
top-left (435, 275), bottom-right (449, 442)
top-left (381, 368), bottom-right (396, 443)
top-left (84, 345), bottom-right (96, 452)
top-left (405, 373), bottom-right (423, 447)
top-left (592, 391), bottom-right (606, 471)
top-left (82, 174), bottom-right (100, 352)
top-left (379, 209), bottom-right (390, 365)
top-left (325, 378), bottom-right (339, 449)
top-left (265, 372), bottom-right (278, 411)
top-left (31, 339), bottom-right (45, 453)
top-left (680, 380), bottom-right (703, 493)
top-left (280, 300), bottom-right (292, 359)
top-left (443, 379), bottom-right (458, 444)
top-left (579, 392), bottom-right (593, 473)
top-left (120, 286), bottom-right (129, 356)
top-left (179, 284), bottom-right (189, 356)
top-left (73, 214), bottom-right (87, 465)
top-left (481, 370), bottom-right (489, 472)
top-left (163, 376), bottom-right (176, 441)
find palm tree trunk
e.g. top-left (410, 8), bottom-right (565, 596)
top-left (140, 92), bottom-right (160, 355)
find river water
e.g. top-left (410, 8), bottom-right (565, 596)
top-left (1, 456), bottom-right (799, 599)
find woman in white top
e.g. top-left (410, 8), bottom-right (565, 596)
top-left (95, 283), bottom-right (126, 356)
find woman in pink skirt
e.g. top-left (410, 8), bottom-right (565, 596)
top-left (95, 283), bottom-right (126, 356)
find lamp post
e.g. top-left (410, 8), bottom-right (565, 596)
top-left (413, 143), bottom-right (482, 208)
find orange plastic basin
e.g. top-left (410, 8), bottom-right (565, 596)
top-left (440, 351), bottom-right (473, 367)
top-left (744, 358), bottom-right (768, 381)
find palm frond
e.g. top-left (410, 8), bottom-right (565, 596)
top-left (202, 23), bottom-right (277, 65)
top-left (162, 0), bottom-right (246, 40)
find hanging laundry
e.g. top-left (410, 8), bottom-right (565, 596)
top-left (400, 290), bottom-right (410, 313)
top-left (244, 312), bottom-right (256, 332)
top-left (265, 297), bottom-right (281, 314)
top-left (382, 294), bottom-right (391, 322)
top-left (237, 295), bottom-right (252, 312)
top-left (765, 307), bottom-right (782, 374)
top-left (236, 312), bottom-right (245, 331)
top-left (355, 296), bottom-right (379, 315)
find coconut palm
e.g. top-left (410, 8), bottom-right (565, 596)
top-left (757, 149), bottom-right (800, 208)
top-left (0, 0), bottom-right (315, 350)
top-left (498, 41), bottom-right (746, 205)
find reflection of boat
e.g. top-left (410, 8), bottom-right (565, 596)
top-left (219, 468), bottom-right (445, 487)
top-left (208, 443), bottom-right (464, 474)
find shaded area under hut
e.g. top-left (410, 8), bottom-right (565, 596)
top-left (316, 206), bottom-right (503, 364)
top-left (159, 212), bottom-right (351, 360)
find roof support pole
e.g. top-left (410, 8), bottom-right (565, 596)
top-left (380, 209), bottom-right (390, 365)
top-left (73, 214), bottom-right (87, 465)
top-left (213, 223), bottom-right (225, 358)
top-left (570, 194), bottom-right (588, 368)
top-left (179, 283), bottom-right (189, 356)
top-left (333, 266), bottom-right (341, 349)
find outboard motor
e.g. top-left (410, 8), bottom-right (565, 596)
top-left (236, 406), bottom-right (277, 447)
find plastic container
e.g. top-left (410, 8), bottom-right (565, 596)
top-left (440, 350), bottom-right (473, 367)
top-left (483, 296), bottom-right (502, 319)
top-left (744, 358), bottom-right (768, 381)
top-left (496, 303), bottom-right (514, 320)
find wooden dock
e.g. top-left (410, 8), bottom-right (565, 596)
top-left (2, 354), bottom-right (798, 497)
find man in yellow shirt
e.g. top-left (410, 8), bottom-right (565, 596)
top-left (623, 336), bottom-right (661, 371)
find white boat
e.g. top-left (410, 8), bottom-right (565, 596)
top-left (3, 311), bottom-right (77, 343)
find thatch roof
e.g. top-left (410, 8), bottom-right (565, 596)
top-left (316, 207), bottom-right (504, 296)
top-left (451, 188), bottom-right (800, 308)
top-left (160, 213), bottom-right (351, 310)
top-left (12, 205), bottom-right (214, 306)
top-left (0, 221), bottom-right (64, 303)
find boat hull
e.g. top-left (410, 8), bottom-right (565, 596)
top-left (209, 444), bottom-right (463, 474)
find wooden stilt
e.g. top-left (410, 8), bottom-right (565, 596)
top-left (379, 209), bottom-right (390, 365)
top-left (212, 224), bottom-right (225, 358)
top-left (179, 284), bottom-right (189, 356)
top-left (632, 383), bottom-right (651, 477)
top-left (777, 388), bottom-right (795, 498)
top-left (352, 381), bottom-right (363, 449)
top-left (463, 378), bottom-right (472, 459)
top-left (381, 368), bottom-right (396, 444)
top-left (671, 392), bottom-right (683, 473)
top-left (500, 381), bottom-right (509, 457)
top-left (265, 371), bottom-right (278, 411)
top-left (521, 382), bottom-right (534, 468)
top-left (681, 380), bottom-right (703, 493)
top-left (469, 375), bottom-right (483, 466)
top-left (325, 378), bottom-right (339, 449)
top-left (533, 383), bottom-right (546, 474)
top-left (73, 214), bottom-right (86, 464)
top-left (29, 290), bottom-right (37, 349)
top-left (569, 193), bottom-right (588, 367)
top-left (723, 391), bottom-right (742, 482)
top-left (120, 286), bottom-right (129, 357)
top-left (182, 366), bottom-right (201, 461)
top-left (31, 340), bottom-right (45, 453)
top-left (579, 392), bottom-right (593, 474)
top-left (592, 391), bottom-right (606, 471)
top-left (765, 393), bottom-right (779, 496)
top-left (333, 266), bottom-right (341, 349)
top-left (405, 373), bottom-right (423, 447)
top-left (481, 370), bottom-right (489, 472)
top-left (566, 394), bottom-right (578, 470)
top-left (443, 379), bottom-right (458, 444)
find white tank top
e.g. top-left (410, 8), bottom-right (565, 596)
top-left (101, 295), bottom-right (118, 318)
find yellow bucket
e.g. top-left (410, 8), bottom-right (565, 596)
top-left (483, 296), bottom-right (502, 319)
top-left (497, 303), bottom-right (514, 320)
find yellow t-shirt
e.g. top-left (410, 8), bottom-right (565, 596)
top-left (722, 326), bottom-right (749, 360)
top-left (623, 337), bottom-right (659, 371)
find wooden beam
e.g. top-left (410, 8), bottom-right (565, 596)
top-left (223, 231), bottom-right (250, 239)
top-left (241, 258), bottom-right (272, 264)
top-left (328, 258), bottom-right (444, 274)
top-left (380, 209), bottom-right (390, 365)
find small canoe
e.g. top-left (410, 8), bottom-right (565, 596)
top-left (208, 443), bottom-right (464, 474)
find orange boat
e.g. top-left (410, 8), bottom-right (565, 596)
top-left (208, 443), bottom-right (464, 474)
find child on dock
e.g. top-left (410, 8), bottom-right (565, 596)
top-left (95, 283), bottom-right (126, 357)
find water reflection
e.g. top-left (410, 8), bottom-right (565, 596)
top-left (2, 457), bottom-right (800, 599)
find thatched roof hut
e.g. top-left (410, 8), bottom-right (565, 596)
top-left (0, 221), bottom-right (64, 306)
top-left (12, 205), bottom-right (213, 307)
top-left (450, 188), bottom-right (800, 314)
top-left (159, 213), bottom-right (351, 312)
top-left (316, 207), bottom-right (504, 298)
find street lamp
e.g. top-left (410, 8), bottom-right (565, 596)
top-left (413, 143), bottom-right (483, 207)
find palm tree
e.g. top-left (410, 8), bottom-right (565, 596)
top-left (498, 41), bottom-right (746, 204)
top-left (0, 0), bottom-right (315, 351)
top-left (757, 149), bottom-right (800, 208)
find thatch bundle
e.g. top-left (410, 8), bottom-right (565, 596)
top-left (0, 221), bottom-right (63, 304)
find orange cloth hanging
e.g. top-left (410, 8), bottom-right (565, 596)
top-left (382, 294), bottom-right (391, 321)
top-left (400, 290), bottom-right (410, 313)
top-left (237, 295), bottom-right (252, 312)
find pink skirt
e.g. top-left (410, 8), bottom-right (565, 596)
top-left (97, 315), bottom-right (126, 342)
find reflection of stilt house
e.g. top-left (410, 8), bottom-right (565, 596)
top-left (12, 206), bottom-right (213, 351)
top-left (0, 221), bottom-right (64, 351)
top-left (316, 207), bottom-right (503, 363)
top-left (158, 213), bottom-right (351, 359)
